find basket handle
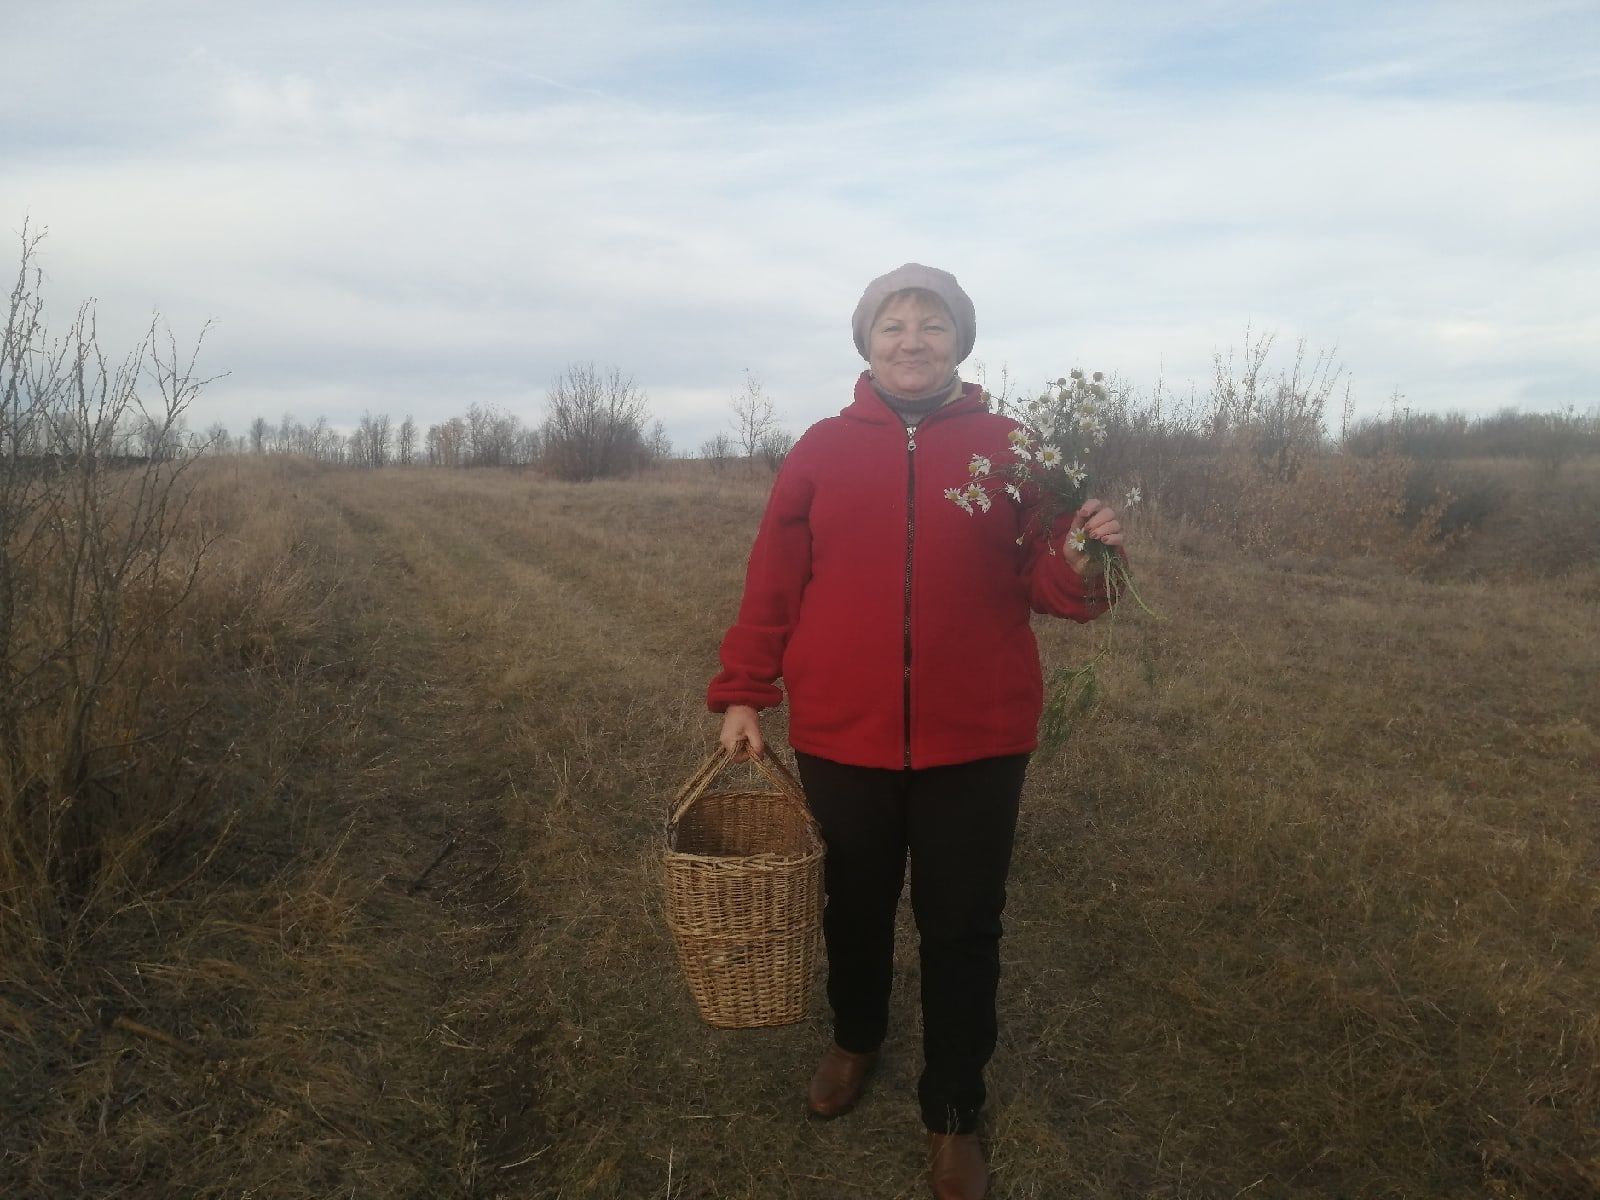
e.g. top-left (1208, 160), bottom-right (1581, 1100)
top-left (667, 740), bottom-right (811, 831)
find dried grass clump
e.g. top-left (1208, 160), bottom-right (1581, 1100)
top-left (0, 456), bottom-right (329, 960)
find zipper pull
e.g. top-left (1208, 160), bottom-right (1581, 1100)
top-left (906, 425), bottom-right (917, 452)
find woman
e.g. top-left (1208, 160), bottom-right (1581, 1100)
top-left (708, 264), bottom-right (1122, 1200)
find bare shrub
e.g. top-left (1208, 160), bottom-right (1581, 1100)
top-left (759, 427), bottom-right (795, 471)
top-left (1529, 406), bottom-right (1591, 476)
top-left (1202, 328), bottom-right (1343, 482)
top-left (699, 431), bottom-right (732, 472)
top-left (1203, 445), bottom-right (1449, 565)
top-left (1402, 460), bottom-right (1505, 540)
top-left (539, 363), bottom-right (654, 481)
top-left (0, 225), bottom-right (219, 944)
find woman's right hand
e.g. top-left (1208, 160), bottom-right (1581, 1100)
top-left (719, 705), bottom-right (764, 761)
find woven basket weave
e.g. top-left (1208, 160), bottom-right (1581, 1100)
top-left (664, 745), bottom-right (823, 1028)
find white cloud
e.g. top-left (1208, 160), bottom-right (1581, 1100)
top-left (2, 1), bottom-right (1595, 447)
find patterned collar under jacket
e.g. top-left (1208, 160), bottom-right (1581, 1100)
top-left (708, 371), bottom-right (1115, 771)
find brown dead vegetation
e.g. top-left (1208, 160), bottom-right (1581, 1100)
top-left (3, 454), bottom-right (1597, 1198)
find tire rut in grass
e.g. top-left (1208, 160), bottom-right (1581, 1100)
top-left (320, 477), bottom-right (716, 1188)
top-left (299, 479), bottom-right (574, 1187)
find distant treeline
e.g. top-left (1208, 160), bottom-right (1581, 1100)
top-left (224, 366), bottom-right (800, 479)
top-left (1343, 405), bottom-right (1600, 464)
top-left (206, 364), bottom-right (673, 480)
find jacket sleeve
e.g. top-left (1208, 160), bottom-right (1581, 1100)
top-left (706, 454), bottom-right (815, 713)
top-left (1021, 511), bottom-right (1125, 623)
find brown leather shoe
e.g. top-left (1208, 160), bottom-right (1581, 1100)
top-left (927, 1132), bottom-right (988, 1199)
top-left (804, 1042), bottom-right (878, 1119)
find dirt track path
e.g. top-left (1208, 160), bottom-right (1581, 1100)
top-left (293, 469), bottom-right (723, 1197)
top-left (310, 470), bottom-right (735, 1196)
top-left (301, 477), bottom-right (543, 1192)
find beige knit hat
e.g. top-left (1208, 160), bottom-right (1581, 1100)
top-left (852, 263), bottom-right (977, 364)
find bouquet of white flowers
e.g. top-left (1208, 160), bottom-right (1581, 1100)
top-left (946, 369), bottom-right (1153, 747)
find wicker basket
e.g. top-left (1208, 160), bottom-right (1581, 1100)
top-left (663, 745), bottom-right (823, 1028)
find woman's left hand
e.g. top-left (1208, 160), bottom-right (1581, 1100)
top-left (1061, 499), bottom-right (1123, 576)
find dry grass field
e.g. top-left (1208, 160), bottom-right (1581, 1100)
top-left (3, 455), bottom-right (1598, 1198)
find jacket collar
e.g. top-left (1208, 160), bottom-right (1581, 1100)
top-left (840, 371), bottom-right (987, 428)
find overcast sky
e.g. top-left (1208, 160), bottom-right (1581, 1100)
top-left (4, 1), bottom-right (1596, 450)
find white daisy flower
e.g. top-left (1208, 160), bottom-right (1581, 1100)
top-left (944, 486), bottom-right (973, 514)
top-left (1125, 486), bottom-right (1141, 507)
top-left (1067, 526), bottom-right (1088, 554)
top-left (1007, 428), bottom-right (1031, 449)
top-left (968, 454), bottom-right (992, 478)
top-left (1004, 483), bottom-right (1022, 503)
top-left (1037, 444), bottom-right (1063, 469)
top-left (963, 483), bottom-right (990, 513)
top-left (1065, 461), bottom-right (1087, 486)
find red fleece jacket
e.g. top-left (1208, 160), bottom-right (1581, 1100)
top-left (708, 373), bottom-right (1116, 770)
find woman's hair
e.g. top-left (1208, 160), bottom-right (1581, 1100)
top-left (871, 287), bottom-right (955, 328)
top-left (851, 264), bottom-right (976, 362)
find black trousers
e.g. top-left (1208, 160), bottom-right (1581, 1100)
top-left (794, 751), bottom-right (1028, 1135)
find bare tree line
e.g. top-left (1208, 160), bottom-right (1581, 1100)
top-left (221, 406), bottom-right (511, 468)
top-left (223, 365), bottom-right (811, 481)
top-left (218, 365), bottom-right (676, 479)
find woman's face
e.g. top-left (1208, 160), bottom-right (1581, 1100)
top-left (868, 294), bottom-right (956, 398)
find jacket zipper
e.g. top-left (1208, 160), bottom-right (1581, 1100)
top-left (902, 423), bottom-right (917, 769)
